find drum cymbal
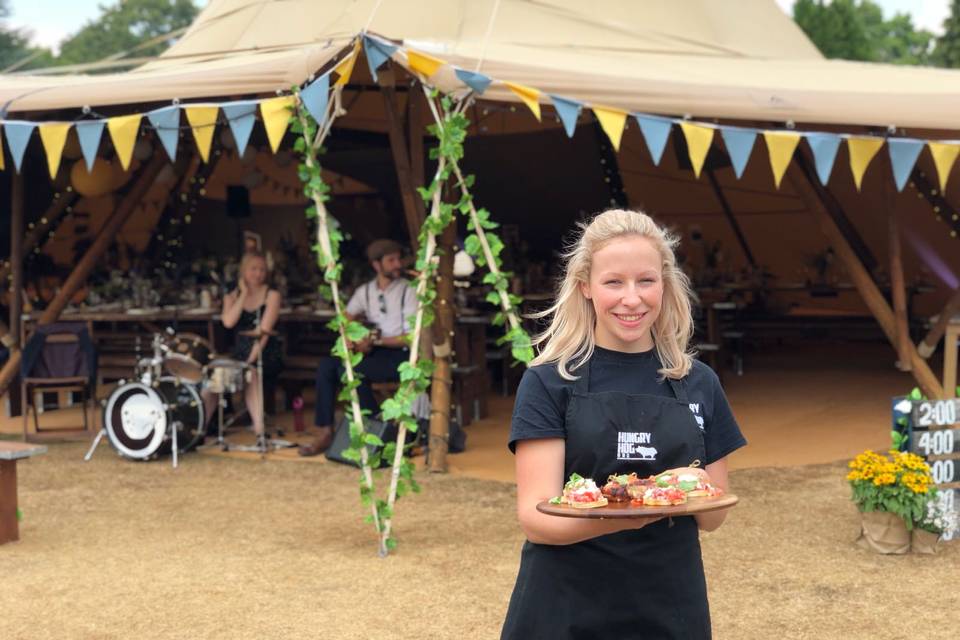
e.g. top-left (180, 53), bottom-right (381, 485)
top-left (238, 328), bottom-right (278, 337)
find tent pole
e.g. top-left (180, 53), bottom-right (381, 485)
top-left (0, 153), bottom-right (176, 397)
top-left (9, 174), bottom-right (24, 352)
top-left (427, 210), bottom-right (456, 473)
top-left (887, 172), bottom-right (912, 371)
top-left (786, 163), bottom-right (944, 398)
top-left (0, 188), bottom-right (77, 286)
top-left (917, 289), bottom-right (960, 359)
top-left (795, 152), bottom-right (878, 273)
top-left (380, 67), bottom-right (425, 251)
top-left (706, 169), bottom-right (756, 267)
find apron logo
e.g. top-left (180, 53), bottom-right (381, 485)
top-left (688, 403), bottom-right (705, 431)
top-left (617, 432), bottom-right (657, 461)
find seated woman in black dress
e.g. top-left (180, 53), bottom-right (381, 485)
top-left (202, 250), bottom-right (282, 443)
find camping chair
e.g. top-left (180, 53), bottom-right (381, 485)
top-left (21, 322), bottom-right (97, 440)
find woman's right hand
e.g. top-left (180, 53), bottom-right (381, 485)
top-left (237, 279), bottom-right (248, 299)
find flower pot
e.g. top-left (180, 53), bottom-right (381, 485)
top-left (911, 528), bottom-right (941, 555)
top-left (856, 511), bottom-right (910, 554)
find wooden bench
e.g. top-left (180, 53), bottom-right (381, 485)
top-left (1, 441), bottom-right (47, 544)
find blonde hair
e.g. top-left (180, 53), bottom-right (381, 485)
top-left (239, 250), bottom-right (269, 284)
top-left (530, 209), bottom-right (695, 380)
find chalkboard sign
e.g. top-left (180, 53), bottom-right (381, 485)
top-left (903, 398), bottom-right (960, 541)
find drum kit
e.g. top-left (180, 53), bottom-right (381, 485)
top-left (85, 325), bottom-right (285, 468)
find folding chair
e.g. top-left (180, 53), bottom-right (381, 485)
top-left (21, 322), bottom-right (97, 441)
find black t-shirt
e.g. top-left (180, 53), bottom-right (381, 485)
top-left (509, 346), bottom-right (746, 465)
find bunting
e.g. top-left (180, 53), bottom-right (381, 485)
top-left (593, 106), bottom-right (627, 152)
top-left (763, 131), bottom-right (801, 189)
top-left (107, 114), bottom-right (142, 171)
top-left (3, 35), bottom-right (960, 199)
top-left (679, 122), bottom-right (714, 179)
top-left (261, 96), bottom-right (295, 153)
top-left (184, 106), bottom-right (219, 163)
top-left (406, 49), bottom-right (446, 78)
top-left (300, 73), bottom-right (331, 125)
top-left (75, 120), bottom-right (106, 172)
top-left (635, 115), bottom-right (672, 166)
top-left (362, 34), bottom-right (398, 82)
top-left (720, 127), bottom-right (757, 179)
top-left (550, 95), bottom-right (582, 138)
top-left (804, 133), bottom-right (842, 185)
top-left (927, 142), bottom-right (960, 193)
top-left (505, 82), bottom-right (541, 122)
top-left (333, 43), bottom-right (360, 87)
top-left (887, 138), bottom-right (925, 192)
top-left (848, 136), bottom-right (885, 191)
top-left (38, 122), bottom-right (71, 179)
top-left (4, 121), bottom-right (36, 173)
top-left (146, 106), bottom-right (181, 162)
top-left (455, 68), bottom-right (493, 95)
top-left (221, 101), bottom-right (257, 157)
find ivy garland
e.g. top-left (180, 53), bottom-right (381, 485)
top-left (291, 86), bottom-right (389, 555)
top-left (291, 77), bottom-right (535, 557)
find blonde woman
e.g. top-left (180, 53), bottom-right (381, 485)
top-left (202, 251), bottom-right (282, 445)
top-left (501, 210), bottom-right (746, 639)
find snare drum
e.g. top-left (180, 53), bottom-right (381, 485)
top-left (163, 333), bottom-right (214, 383)
top-left (204, 358), bottom-right (250, 394)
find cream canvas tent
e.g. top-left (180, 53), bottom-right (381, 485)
top-left (3, 0), bottom-right (960, 398)
top-left (3, 0), bottom-right (960, 132)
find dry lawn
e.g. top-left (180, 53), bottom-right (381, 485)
top-left (2, 442), bottom-right (958, 640)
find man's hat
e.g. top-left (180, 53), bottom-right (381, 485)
top-left (366, 238), bottom-right (404, 262)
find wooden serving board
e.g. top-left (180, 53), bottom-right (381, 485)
top-left (536, 494), bottom-right (738, 519)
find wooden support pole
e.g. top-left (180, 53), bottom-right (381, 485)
top-left (0, 189), bottom-right (77, 285)
top-left (887, 178), bottom-right (912, 371)
top-left (9, 174), bottom-right (24, 352)
top-left (918, 288), bottom-right (960, 359)
top-left (428, 216), bottom-right (457, 473)
top-left (706, 169), bottom-right (756, 267)
top-left (380, 68), bottom-right (426, 250)
top-left (0, 189), bottom-right (78, 355)
top-left (787, 164), bottom-right (944, 398)
top-left (0, 154), bottom-right (173, 397)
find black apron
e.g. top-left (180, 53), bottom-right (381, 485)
top-left (501, 358), bottom-right (710, 640)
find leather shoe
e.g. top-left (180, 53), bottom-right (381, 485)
top-left (298, 427), bottom-right (334, 457)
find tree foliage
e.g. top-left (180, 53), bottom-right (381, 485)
top-left (931, 0), bottom-right (960, 68)
top-left (2, 0), bottom-right (198, 72)
top-left (0, 0), bottom-right (46, 71)
top-left (792, 0), bottom-right (934, 65)
top-left (55, 0), bottom-right (199, 66)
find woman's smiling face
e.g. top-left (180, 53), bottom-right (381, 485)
top-left (581, 235), bottom-right (663, 353)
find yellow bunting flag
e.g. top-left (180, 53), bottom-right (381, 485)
top-left (593, 106), bottom-right (627, 152)
top-left (762, 131), bottom-right (801, 189)
top-left (260, 96), bottom-right (296, 153)
top-left (333, 42), bottom-right (360, 87)
top-left (107, 114), bottom-right (142, 171)
top-left (185, 106), bottom-right (219, 163)
top-left (406, 49), bottom-right (447, 78)
top-left (679, 122), bottom-right (715, 179)
top-left (847, 136), bottom-right (884, 191)
top-left (38, 122), bottom-right (72, 179)
top-left (504, 82), bottom-right (541, 122)
top-left (927, 142), bottom-right (960, 193)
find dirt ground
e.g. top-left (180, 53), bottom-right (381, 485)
top-left (3, 441), bottom-right (957, 640)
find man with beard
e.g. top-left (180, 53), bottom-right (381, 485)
top-left (299, 239), bottom-right (417, 456)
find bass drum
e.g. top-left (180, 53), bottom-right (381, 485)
top-left (104, 377), bottom-right (205, 460)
